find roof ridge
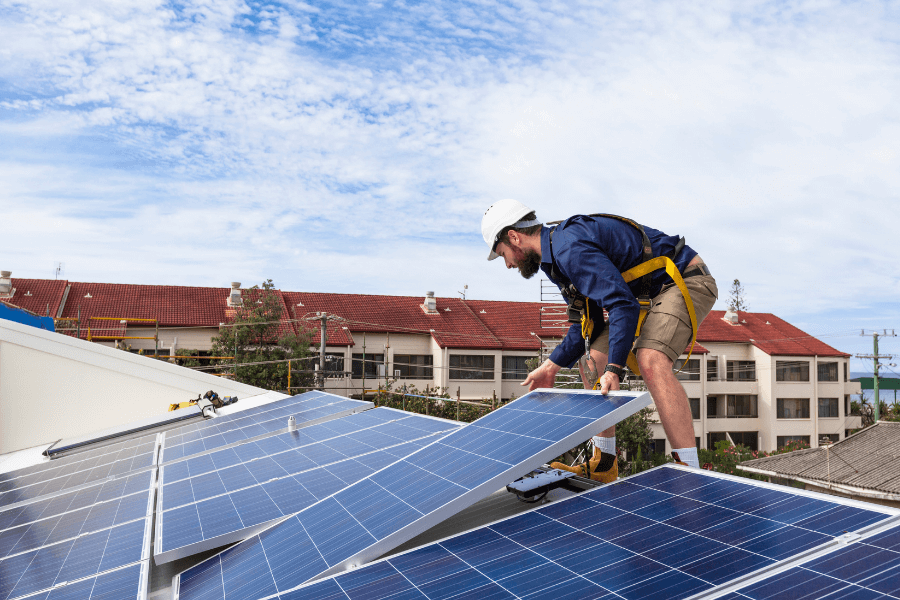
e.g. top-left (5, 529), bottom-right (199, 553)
top-left (458, 299), bottom-right (502, 345)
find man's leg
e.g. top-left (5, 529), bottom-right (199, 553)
top-left (635, 347), bottom-right (695, 450)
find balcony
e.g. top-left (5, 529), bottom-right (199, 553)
top-left (706, 378), bottom-right (758, 395)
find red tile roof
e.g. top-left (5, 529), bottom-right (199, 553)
top-left (2, 277), bottom-right (847, 358)
top-left (696, 311), bottom-right (849, 357)
top-left (1, 279), bottom-right (68, 318)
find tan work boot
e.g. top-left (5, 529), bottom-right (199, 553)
top-left (550, 446), bottom-right (618, 483)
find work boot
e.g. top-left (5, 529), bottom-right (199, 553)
top-left (550, 446), bottom-right (618, 483)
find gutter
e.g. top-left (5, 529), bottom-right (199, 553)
top-left (738, 464), bottom-right (900, 502)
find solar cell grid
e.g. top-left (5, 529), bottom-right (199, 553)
top-left (275, 466), bottom-right (895, 600)
top-left (0, 436), bottom-right (158, 509)
top-left (11, 562), bottom-right (147, 600)
top-left (0, 489), bottom-right (152, 600)
top-left (723, 521), bottom-right (900, 599)
top-left (160, 392), bottom-right (373, 463)
top-left (155, 408), bottom-right (460, 564)
top-left (173, 389), bottom-right (653, 598)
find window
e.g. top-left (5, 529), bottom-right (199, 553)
top-left (394, 354), bottom-right (433, 379)
top-left (777, 435), bottom-right (810, 449)
top-left (707, 432), bottom-right (726, 449)
top-left (817, 362), bottom-right (838, 382)
top-left (502, 356), bottom-right (531, 380)
top-left (352, 353), bottom-right (383, 379)
top-left (729, 432), bottom-right (758, 451)
top-left (727, 395), bottom-right (758, 417)
top-left (689, 398), bottom-right (700, 420)
top-left (818, 398), bottom-right (838, 418)
top-left (707, 396), bottom-right (719, 418)
top-left (323, 353), bottom-right (345, 378)
top-left (727, 360), bottom-right (756, 381)
top-left (819, 434), bottom-right (839, 444)
top-left (707, 359), bottom-right (718, 381)
top-left (776, 361), bottom-right (810, 382)
top-left (449, 355), bottom-right (495, 380)
top-left (649, 439), bottom-right (666, 454)
top-left (845, 395), bottom-right (850, 416)
top-left (844, 362), bottom-right (848, 382)
top-left (674, 358), bottom-right (700, 381)
top-left (777, 398), bottom-right (810, 419)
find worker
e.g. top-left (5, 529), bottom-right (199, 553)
top-left (481, 199), bottom-right (718, 481)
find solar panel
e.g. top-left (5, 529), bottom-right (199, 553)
top-left (155, 408), bottom-right (460, 564)
top-left (0, 434), bottom-right (158, 509)
top-left (9, 562), bottom-right (148, 600)
top-left (279, 465), bottom-right (897, 600)
top-left (0, 469), bottom-right (154, 600)
top-left (173, 389), bottom-right (653, 598)
top-left (160, 392), bottom-right (373, 463)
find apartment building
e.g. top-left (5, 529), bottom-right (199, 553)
top-left (657, 310), bottom-right (862, 454)
top-left (1, 272), bottom-right (860, 451)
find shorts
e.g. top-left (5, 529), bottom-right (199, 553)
top-left (590, 266), bottom-right (718, 364)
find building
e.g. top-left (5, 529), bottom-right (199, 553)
top-left (1, 272), bottom-right (861, 452)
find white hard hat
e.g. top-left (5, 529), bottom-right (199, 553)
top-left (481, 199), bottom-right (537, 261)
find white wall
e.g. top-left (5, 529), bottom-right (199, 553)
top-left (0, 319), bottom-right (264, 454)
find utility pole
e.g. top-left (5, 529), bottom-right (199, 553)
top-left (362, 332), bottom-right (366, 399)
top-left (857, 329), bottom-right (897, 422)
top-left (319, 313), bottom-right (327, 390)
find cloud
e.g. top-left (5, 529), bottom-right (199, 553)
top-left (1, 0), bottom-right (899, 366)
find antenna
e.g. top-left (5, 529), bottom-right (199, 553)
top-left (54, 262), bottom-right (64, 280)
top-left (458, 284), bottom-right (468, 300)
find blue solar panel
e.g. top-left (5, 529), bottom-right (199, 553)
top-left (160, 392), bottom-right (372, 463)
top-left (0, 514), bottom-right (149, 600)
top-left (173, 389), bottom-right (653, 598)
top-left (275, 466), bottom-right (895, 600)
top-left (155, 408), bottom-right (459, 563)
top-left (0, 435), bottom-right (157, 508)
top-left (723, 521), bottom-right (900, 599)
top-left (13, 562), bottom-right (148, 600)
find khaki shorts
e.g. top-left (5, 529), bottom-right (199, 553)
top-left (591, 266), bottom-right (718, 364)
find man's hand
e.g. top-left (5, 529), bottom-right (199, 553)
top-left (521, 359), bottom-right (561, 391)
top-left (598, 370), bottom-right (621, 395)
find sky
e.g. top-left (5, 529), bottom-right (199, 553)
top-left (1, 0), bottom-right (898, 371)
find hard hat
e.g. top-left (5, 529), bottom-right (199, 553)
top-left (481, 199), bottom-right (536, 261)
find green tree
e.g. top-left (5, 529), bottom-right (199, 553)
top-left (728, 279), bottom-right (749, 312)
top-left (211, 279), bottom-right (314, 392)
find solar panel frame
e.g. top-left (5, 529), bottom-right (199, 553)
top-left (154, 408), bottom-right (461, 564)
top-left (158, 393), bottom-right (374, 464)
top-left (172, 388), bottom-right (653, 597)
top-left (0, 468), bottom-right (155, 600)
top-left (279, 465), bottom-right (899, 600)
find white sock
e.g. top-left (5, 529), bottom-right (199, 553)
top-left (592, 436), bottom-right (616, 455)
top-left (672, 447), bottom-right (699, 468)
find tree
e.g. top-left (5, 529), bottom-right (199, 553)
top-left (211, 279), bottom-right (314, 392)
top-left (728, 279), bottom-right (749, 312)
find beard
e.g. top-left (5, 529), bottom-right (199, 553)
top-left (518, 249), bottom-right (542, 279)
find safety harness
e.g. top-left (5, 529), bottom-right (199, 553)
top-left (548, 214), bottom-right (699, 382)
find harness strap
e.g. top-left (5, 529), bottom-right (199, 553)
top-left (620, 256), bottom-right (699, 377)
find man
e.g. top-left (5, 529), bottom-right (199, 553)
top-left (482, 199), bottom-right (718, 480)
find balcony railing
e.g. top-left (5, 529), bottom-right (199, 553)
top-left (707, 414), bottom-right (759, 419)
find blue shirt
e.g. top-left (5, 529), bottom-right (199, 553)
top-left (541, 215), bottom-right (698, 369)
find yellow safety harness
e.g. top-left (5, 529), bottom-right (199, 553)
top-left (548, 214), bottom-right (699, 382)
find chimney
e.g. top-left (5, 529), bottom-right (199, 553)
top-left (0, 271), bottom-right (13, 299)
top-left (227, 282), bottom-right (243, 307)
top-left (723, 309), bottom-right (739, 324)
top-left (421, 291), bottom-right (438, 314)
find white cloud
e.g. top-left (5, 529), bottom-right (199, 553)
top-left (1, 0), bottom-right (898, 366)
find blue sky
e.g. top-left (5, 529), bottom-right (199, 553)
top-left (2, 0), bottom-right (899, 370)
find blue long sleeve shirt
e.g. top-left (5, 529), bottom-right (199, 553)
top-left (541, 215), bottom-right (698, 369)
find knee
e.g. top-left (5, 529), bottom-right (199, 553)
top-left (636, 348), bottom-right (673, 379)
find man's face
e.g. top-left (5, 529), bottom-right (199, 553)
top-left (496, 242), bottom-right (541, 279)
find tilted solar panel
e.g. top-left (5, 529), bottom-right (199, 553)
top-left (9, 562), bottom-right (148, 600)
top-left (160, 392), bottom-right (373, 463)
top-left (155, 408), bottom-right (460, 564)
top-left (281, 465), bottom-right (897, 600)
top-left (0, 435), bottom-right (158, 509)
top-left (173, 389), bottom-right (653, 598)
top-left (0, 469), bottom-right (155, 600)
